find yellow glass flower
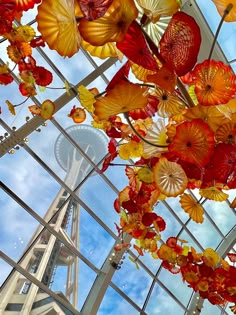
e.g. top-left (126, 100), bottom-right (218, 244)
top-left (94, 81), bottom-right (149, 121)
top-left (199, 187), bottom-right (229, 202)
top-left (179, 193), bottom-right (204, 223)
top-left (78, 85), bottom-right (97, 113)
top-left (6, 100), bottom-right (16, 115)
top-left (40, 100), bottom-right (55, 120)
top-left (137, 167), bottom-right (154, 183)
top-left (119, 140), bottom-right (143, 160)
top-left (64, 80), bottom-right (71, 96)
top-left (82, 40), bottom-right (123, 60)
top-left (203, 248), bottom-right (220, 268)
top-left (15, 25), bottom-right (36, 42)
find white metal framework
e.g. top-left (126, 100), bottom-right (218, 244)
top-left (0, 1), bottom-right (235, 315)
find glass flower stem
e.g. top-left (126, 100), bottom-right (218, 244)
top-left (14, 96), bottom-right (30, 107)
top-left (124, 112), bottom-right (168, 148)
top-left (208, 3), bottom-right (233, 60)
top-left (109, 163), bottom-right (145, 167)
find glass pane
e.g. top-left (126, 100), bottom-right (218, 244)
top-left (111, 254), bottom-right (153, 308)
top-left (98, 286), bottom-right (140, 315)
top-left (145, 282), bottom-right (186, 315)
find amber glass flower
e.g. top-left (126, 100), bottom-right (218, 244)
top-left (193, 60), bottom-right (236, 106)
top-left (37, 0), bottom-right (81, 57)
top-left (179, 193), bottom-right (204, 223)
top-left (94, 81), bottom-right (149, 121)
top-left (212, 0), bottom-right (236, 22)
top-left (153, 158), bottom-right (187, 197)
top-left (79, 0), bottom-right (138, 46)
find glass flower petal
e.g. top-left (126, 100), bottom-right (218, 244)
top-left (82, 40), bottom-right (123, 59)
top-left (142, 119), bottom-right (168, 158)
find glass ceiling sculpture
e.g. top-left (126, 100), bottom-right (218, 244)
top-left (0, 0), bottom-right (236, 315)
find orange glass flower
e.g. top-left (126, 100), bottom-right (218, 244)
top-left (193, 60), bottom-right (236, 106)
top-left (68, 106), bottom-right (86, 123)
top-left (147, 64), bottom-right (177, 93)
top-left (169, 119), bottom-right (215, 167)
top-left (78, 0), bottom-right (138, 46)
top-left (215, 123), bottom-right (236, 144)
top-left (37, 0), bottom-right (81, 57)
top-left (7, 43), bottom-right (32, 63)
top-left (180, 193), bottom-right (204, 223)
top-left (94, 81), bottom-right (149, 121)
top-left (153, 158), bottom-right (187, 197)
top-left (212, 0), bottom-right (236, 22)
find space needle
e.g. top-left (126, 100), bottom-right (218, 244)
top-left (0, 125), bottom-right (108, 314)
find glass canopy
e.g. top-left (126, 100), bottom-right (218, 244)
top-left (0, 1), bottom-right (235, 315)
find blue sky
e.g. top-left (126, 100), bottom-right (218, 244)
top-left (0, 1), bottom-right (236, 315)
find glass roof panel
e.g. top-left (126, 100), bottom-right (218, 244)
top-left (98, 285), bottom-right (140, 315)
top-left (0, 1), bottom-right (236, 315)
